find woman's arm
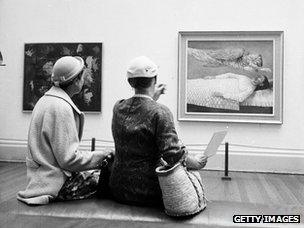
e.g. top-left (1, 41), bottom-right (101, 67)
top-left (155, 106), bottom-right (208, 169)
top-left (47, 105), bottom-right (112, 172)
top-left (155, 106), bottom-right (186, 166)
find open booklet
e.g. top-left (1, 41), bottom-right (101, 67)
top-left (203, 131), bottom-right (227, 158)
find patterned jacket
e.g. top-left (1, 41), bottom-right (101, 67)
top-left (109, 95), bottom-right (185, 206)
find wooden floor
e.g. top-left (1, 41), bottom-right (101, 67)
top-left (1, 162), bottom-right (304, 227)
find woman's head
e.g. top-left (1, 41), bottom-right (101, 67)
top-left (51, 56), bottom-right (85, 95)
top-left (56, 68), bottom-right (85, 97)
top-left (128, 76), bottom-right (157, 90)
top-left (253, 75), bottom-right (270, 91)
top-left (52, 56), bottom-right (84, 85)
top-left (126, 56), bottom-right (158, 91)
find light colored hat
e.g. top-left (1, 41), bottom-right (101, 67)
top-left (51, 56), bottom-right (84, 86)
top-left (127, 56), bottom-right (158, 79)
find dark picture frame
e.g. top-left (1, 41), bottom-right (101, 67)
top-left (23, 42), bottom-right (102, 112)
top-left (178, 31), bottom-right (283, 124)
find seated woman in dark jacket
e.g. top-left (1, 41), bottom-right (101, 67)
top-left (109, 56), bottom-right (207, 206)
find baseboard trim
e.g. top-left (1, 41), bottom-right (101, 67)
top-left (1, 139), bottom-right (304, 174)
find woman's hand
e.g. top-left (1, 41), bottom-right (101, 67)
top-left (185, 154), bottom-right (208, 170)
top-left (100, 148), bottom-right (115, 168)
top-left (153, 84), bottom-right (167, 101)
top-left (105, 148), bottom-right (115, 160)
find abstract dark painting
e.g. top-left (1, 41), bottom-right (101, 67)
top-left (23, 43), bottom-right (102, 112)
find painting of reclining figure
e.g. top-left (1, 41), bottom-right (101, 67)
top-left (187, 41), bottom-right (273, 113)
top-left (23, 43), bottom-right (102, 112)
top-left (178, 31), bottom-right (283, 124)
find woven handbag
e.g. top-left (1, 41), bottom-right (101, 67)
top-left (155, 162), bottom-right (207, 217)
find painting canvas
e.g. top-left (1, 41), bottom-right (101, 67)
top-left (178, 31), bottom-right (283, 124)
top-left (23, 43), bottom-right (102, 112)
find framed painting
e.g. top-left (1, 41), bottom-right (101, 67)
top-left (178, 31), bottom-right (283, 124)
top-left (23, 42), bottom-right (102, 112)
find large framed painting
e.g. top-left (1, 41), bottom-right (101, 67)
top-left (178, 31), bottom-right (283, 124)
top-left (23, 43), bottom-right (102, 112)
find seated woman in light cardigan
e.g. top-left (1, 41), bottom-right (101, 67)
top-left (17, 56), bottom-right (113, 205)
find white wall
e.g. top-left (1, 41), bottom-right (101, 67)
top-left (1, 0), bottom-right (304, 173)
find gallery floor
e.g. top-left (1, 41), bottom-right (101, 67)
top-left (0, 162), bottom-right (303, 228)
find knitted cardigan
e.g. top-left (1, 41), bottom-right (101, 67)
top-left (17, 86), bottom-right (107, 205)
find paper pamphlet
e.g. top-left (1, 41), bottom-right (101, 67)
top-left (203, 131), bottom-right (227, 158)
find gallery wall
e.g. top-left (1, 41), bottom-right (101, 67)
top-left (1, 0), bottom-right (304, 173)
